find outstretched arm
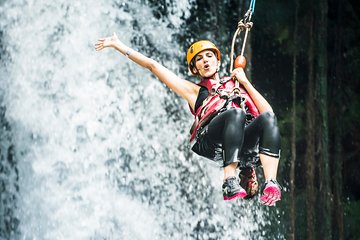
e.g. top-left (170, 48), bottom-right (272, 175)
top-left (95, 33), bottom-right (200, 110)
top-left (231, 68), bottom-right (273, 113)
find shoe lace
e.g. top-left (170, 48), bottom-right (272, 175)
top-left (227, 177), bottom-right (239, 190)
top-left (265, 179), bottom-right (283, 190)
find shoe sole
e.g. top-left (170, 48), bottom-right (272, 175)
top-left (224, 190), bottom-right (247, 201)
top-left (260, 184), bottom-right (281, 206)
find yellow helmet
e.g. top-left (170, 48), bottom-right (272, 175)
top-left (186, 40), bottom-right (221, 75)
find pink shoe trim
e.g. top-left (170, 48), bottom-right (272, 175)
top-left (224, 190), bottom-right (247, 201)
top-left (260, 184), bottom-right (281, 205)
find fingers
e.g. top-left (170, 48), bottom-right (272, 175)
top-left (94, 33), bottom-right (120, 51)
top-left (94, 42), bottom-right (104, 51)
top-left (94, 38), bottom-right (107, 51)
top-left (231, 68), bottom-right (243, 76)
top-left (232, 67), bottom-right (245, 75)
top-left (232, 68), bottom-right (249, 85)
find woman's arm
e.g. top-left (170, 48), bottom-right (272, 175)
top-left (231, 68), bottom-right (273, 113)
top-left (95, 33), bottom-right (200, 110)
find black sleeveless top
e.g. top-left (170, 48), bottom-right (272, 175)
top-left (194, 86), bottom-right (209, 113)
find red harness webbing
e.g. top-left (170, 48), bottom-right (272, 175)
top-left (189, 77), bottom-right (259, 142)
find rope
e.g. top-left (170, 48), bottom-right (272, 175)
top-left (250, 0), bottom-right (256, 15)
top-left (228, 0), bottom-right (257, 110)
top-left (229, 0), bottom-right (256, 73)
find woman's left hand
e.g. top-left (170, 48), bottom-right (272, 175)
top-left (231, 68), bottom-right (250, 86)
top-left (95, 32), bottom-right (121, 51)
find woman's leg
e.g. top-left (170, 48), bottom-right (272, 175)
top-left (243, 111), bottom-right (281, 205)
top-left (207, 108), bottom-right (247, 174)
top-left (223, 162), bottom-right (238, 179)
top-left (244, 111), bottom-right (281, 180)
top-left (206, 108), bottom-right (247, 200)
top-left (260, 154), bottom-right (279, 180)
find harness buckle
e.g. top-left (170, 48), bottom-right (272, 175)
top-left (232, 87), bottom-right (241, 95)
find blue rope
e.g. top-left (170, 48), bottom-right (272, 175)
top-left (249, 0), bottom-right (256, 14)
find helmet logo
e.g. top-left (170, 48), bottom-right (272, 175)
top-left (190, 46), bottom-right (194, 54)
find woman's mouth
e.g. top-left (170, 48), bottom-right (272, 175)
top-left (204, 64), bottom-right (210, 70)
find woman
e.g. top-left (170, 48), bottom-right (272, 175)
top-left (95, 33), bottom-right (282, 206)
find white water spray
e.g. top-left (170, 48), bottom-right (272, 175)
top-left (0, 0), bottom-right (276, 239)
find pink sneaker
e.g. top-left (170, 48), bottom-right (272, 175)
top-left (222, 176), bottom-right (247, 201)
top-left (260, 179), bottom-right (282, 206)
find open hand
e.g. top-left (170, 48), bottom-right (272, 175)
top-left (95, 32), bottom-right (120, 51)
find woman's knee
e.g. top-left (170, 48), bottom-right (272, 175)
top-left (259, 111), bottom-right (277, 126)
top-left (226, 108), bottom-right (246, 123)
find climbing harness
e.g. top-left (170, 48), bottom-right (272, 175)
top-left (189, 76), bottom-right (260, 143)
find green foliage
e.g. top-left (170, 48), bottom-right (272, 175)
top-left (176, 0), bottom-right (360, 238)
top-left (345, 200), bottom-right (360, 239)
top-left (343, 88), bottom-right (360, 131)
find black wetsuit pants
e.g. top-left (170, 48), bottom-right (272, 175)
top-left (203, 108), bottom-right (281, 167)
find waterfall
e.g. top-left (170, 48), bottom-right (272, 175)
top-left (0, 0), bottom-right (281, 239)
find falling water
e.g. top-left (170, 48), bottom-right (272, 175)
top-left (0, 0), bottom-right (283, 239)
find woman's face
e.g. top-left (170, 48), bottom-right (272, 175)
top-left (194, 50), bottom-right (219, 78)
